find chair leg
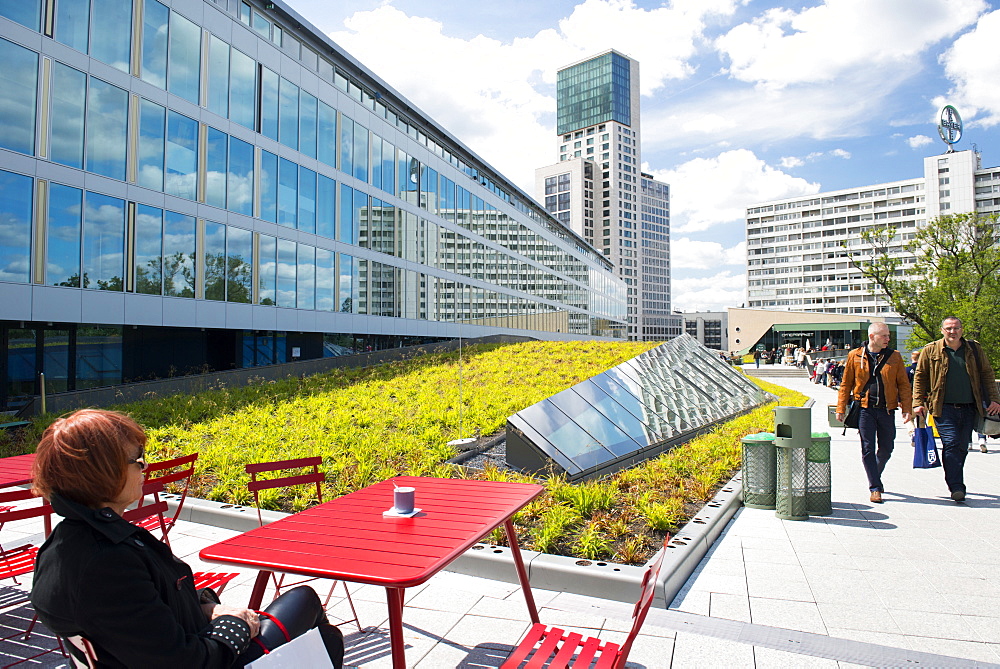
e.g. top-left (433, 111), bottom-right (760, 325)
top-left (1, 621), bottom-right (68, 668)
top-left (340, 581), bottom-right (362, 632)
top-left (22, 612), bottom-right (38, 640)
top-left (271, 572), bottom-right (285, 602)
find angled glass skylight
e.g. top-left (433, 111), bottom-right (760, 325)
top-left (506, 335), bottom-right (771, 480)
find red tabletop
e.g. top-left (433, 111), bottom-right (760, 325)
top-left (201, 476), bottom-right (543, 588)
top-left (0, 454), bottom-right (35, 489)
top-left (200, 476), bottom-right (544, 667)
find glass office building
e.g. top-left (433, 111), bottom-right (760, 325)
top-left (0, 0), bottom-right (627, 410)
top-left (555, 51), bottom-right (632, 136)
top-left (537, 50), bottom-right (678, 341)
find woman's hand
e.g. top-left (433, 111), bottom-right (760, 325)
top-left (202, 603), bottom-right (261, 637)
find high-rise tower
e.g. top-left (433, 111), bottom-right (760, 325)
top-left (536, 50), bottom-right (678, 340)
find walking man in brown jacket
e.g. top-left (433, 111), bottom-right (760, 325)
top-left (837, 323), bottom-right (912, 503)
top-left (912, 317), bottom-right (1000, 502)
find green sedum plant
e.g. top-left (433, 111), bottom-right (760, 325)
top-left (5, 342), bottom-right (806, 565)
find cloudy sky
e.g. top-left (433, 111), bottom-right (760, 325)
top-left (285, 0), bottom-right (1000, 312)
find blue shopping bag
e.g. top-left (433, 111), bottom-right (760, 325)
top-left (913, 420), bottom-right (941, 469)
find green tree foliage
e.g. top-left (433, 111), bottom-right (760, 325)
top-left (848, 212), bottom-right (1000, 366)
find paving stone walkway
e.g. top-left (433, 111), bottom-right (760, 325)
top-left (668, 373), bottom-right (1000, 667)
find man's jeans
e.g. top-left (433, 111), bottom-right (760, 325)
top-left (934, 403), bottom-right (977, 492)
top-left (859, 407), bottom-right (896, 492)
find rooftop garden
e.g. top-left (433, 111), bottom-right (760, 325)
top-left (2, 340), bottom-right (805, 564)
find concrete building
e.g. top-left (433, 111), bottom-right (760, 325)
top-left (0, 0), bottom-right (628, 410)
top-left (681, 311), bottom-right (728, 351)
top-left (725, 307), bottom-right (913, 356)
top-left (745, 149), bottom-right (997, 317)
top-left (535, 50), bottom-right (678, 341)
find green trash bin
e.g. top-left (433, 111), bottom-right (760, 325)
top-left (741, 433), bottom-right (776, 509)
top-left (774, 406), bottom-right (810, 521)
top-left (806, 432), bottom-right (832, 516)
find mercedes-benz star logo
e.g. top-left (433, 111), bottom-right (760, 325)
top-left (938, 105), bottom-right (963, 147)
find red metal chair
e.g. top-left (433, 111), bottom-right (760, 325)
top-left (245, 457), bottom-right (361, 630)
top-left (133, 453), bottom-right (198, 541)
top-left (500, 536), bottom-right (671, 669)
top-left (124, 481), bottom-right (239, 596)
top-left (0, 488), bottom-right (66, 668)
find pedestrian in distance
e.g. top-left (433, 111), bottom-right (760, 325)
top-left (754, 348), bottom-right (761, 368)
top-left (830, 361), bottom-right (844, 389)
top-left (912, 316), bottom-right (1000, 501)
top-left (907, 349), bottom-right (920, 386)
top-left (815, 358), bottom-right (827, 385)
top-left (836, 323), bottom-right (912, 504)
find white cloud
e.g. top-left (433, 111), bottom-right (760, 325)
top-left (938, 9), bottom-right (1000, 127)
top-left (671, 238), bottom-right (745, 270)
top-left (329, 6), bottom-right (557, 190)
top-left (777, 149), bottom-right (849, 169)
top-left (672, 271), bottom-right (746, 312)
top-left (555, 0), bottom-right (742, 95)
top-left (907, 134), bottom-right (934, 148)
top-left (325, 1), bottom-right (743, 191)
top-left (643, 80), bottom-right (911, 155)
top-left (647, 149), bottom-right (819, 233)
top-left (716, 0), bottom-right (985, 90)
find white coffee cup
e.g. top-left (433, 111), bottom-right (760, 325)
top-left (393, 487), bottom-right (415, 514)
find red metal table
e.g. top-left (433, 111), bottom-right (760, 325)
top-left (200, 476), bottom-right (544, 668)
top-left (0, 454), bottom-right (35, 489)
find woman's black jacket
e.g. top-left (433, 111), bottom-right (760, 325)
top-left (30, 493), bottom-right (252, 668)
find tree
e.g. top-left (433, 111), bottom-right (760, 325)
top-left (848, 212), bottom-right (1000, 367)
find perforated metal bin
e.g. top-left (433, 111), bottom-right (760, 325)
top-left (806, 432), bottom-right (832, 516)
top-left (741, 432), bottom-right (776, 509)
top-left (774, 406), bottom-right (810, 521)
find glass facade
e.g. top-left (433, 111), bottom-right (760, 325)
top-left (556, 52), bottom-right (631, 136)
top-left (0, 0), bottom-right (626, 409)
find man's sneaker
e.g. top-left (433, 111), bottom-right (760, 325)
top-left (951, 490), bottom-right (966, 502)
top-left (870, 490), bottom-right (882, 503)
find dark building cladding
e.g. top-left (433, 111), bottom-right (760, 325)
top-left (0, 0), bottom-right (628, 411)
top-left (0, 323), bottom-right (434, 408)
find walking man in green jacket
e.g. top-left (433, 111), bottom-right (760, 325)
top-left (912, 317), bottom-right (1000, 501)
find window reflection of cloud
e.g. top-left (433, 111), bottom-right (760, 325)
top-left (276, 260), bottom-right (297, 280)
top-left (0, 214), bottom-right (29, 247)
top-left (0, 40), bottom-right (37, 154)
top-left (227, 173), bottom-right (254, 212)
top-left (141, 0), bottom-right (168, 89)
top-left (166, 112), bottom-right (198, 199)
top-left (50, 65), bottom-right (86, 168)
top-left (168, 13), bottom-right (201, 103)
top-left (86, 80), bottom-right (128, 179)
top-left (164, 172), bottom-right (197, 200)
top-left (138, 165), bottom-right (164, 191)
top-left (206, 169), bottom-right (227, 207)
top-left (0, 258), bottom-right (30, 282)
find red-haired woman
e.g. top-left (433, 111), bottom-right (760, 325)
top-left (30, 409), bottom-right (344, 668)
